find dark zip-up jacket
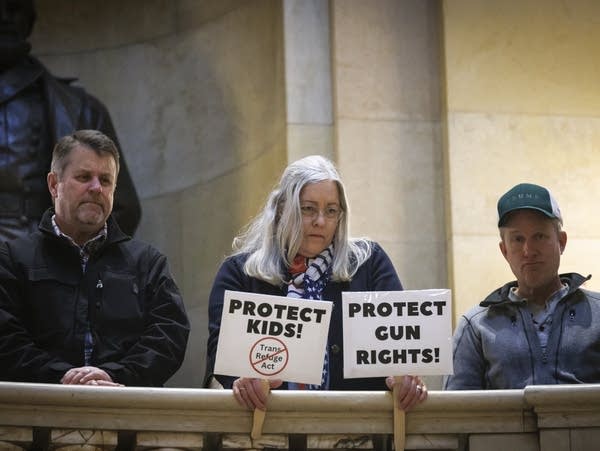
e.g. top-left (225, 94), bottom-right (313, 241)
top-left (444, 273), bottom-right (600, 389)
top-left (0, 209), bottom-right (189, 386)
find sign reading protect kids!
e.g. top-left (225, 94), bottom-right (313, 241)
top-left (214, 290), bottom-right (332, 385)
top-left (342, 289), bottom-right (453, 378)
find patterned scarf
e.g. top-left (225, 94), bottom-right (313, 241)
top-left (286, 245), bottom-right (333, 389)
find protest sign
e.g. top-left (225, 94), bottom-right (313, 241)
top-left (342, 289), bottom-right (453, 378)
top-left (214, 290), bottom-right (332, 384)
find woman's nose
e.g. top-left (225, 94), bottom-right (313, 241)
top-left (312, 211), bottom-right (326, 225)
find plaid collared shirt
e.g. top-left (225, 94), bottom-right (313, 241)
top-left (51, 215), bottom-right (107, 365)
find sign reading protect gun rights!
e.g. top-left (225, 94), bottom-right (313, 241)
top-left (342, 289), bottom-right (453, 378)
top-left (214, 290), bottom-right (333, 384)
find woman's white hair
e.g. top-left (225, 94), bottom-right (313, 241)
top-left (232, 155), bottom-right (372, 285)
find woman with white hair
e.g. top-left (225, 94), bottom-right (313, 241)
top-left (204, 155), bottom-right (427, 411)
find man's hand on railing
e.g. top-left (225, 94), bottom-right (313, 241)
top-left (232, 377), bottom-right (282, 410)
top-left (385, 375), bottom-right (428, 411)
top-left (60, 366), bottom-right (124, 387)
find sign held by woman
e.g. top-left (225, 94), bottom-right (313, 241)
top-left (215, 290), bottom-right (332, 384)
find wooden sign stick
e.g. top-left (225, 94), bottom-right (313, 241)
top-left (251, 379), bottom-right (271, 440)
top-left (392, 376), bottom-right (406, 451)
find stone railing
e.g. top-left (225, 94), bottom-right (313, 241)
top-left (1, 382), bottom-right (600, 451)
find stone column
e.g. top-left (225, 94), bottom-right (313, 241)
top-left (283, 0), bottom-right (334, 163)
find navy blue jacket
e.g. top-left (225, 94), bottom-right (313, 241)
top-left (205, 242), bottom-right (402, 390)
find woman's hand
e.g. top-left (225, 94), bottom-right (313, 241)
top-left (385, 375), bottom-right (428, 411)
top-left (232, 377), bottom-right (283, 410)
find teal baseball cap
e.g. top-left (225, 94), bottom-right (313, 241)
top-left (497, 183), bottom-right (562, 227)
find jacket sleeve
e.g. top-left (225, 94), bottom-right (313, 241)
top-left (443, 313), bottom-right (486, 390)
top-left (204, 256), bottom-right (248, 389)
top-left (0, 242), bottom-right (73, 383)
top-left (98, 248), bottom-right (190, 386)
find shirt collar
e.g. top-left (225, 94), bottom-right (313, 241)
top-left (51, 214), bottom-right (107, 254)
top-left (508, 283), bottom-right (570, 306)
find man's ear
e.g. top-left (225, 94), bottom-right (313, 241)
top-left (559, 230), bottom-right (567, 254)
top-left (47, 172), bottom-right (58, 199)
top-left (499, 239), bottom-right (508, 261)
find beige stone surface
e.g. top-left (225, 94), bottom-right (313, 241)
top-left (176, 0), bottom-right (253, 32)
top-left (443, 0), bottom-right (600, 116)
top-left (31, 0), bottom-right (176, 53)
top-left (333, 0), bottom-right (441, 121)
top-left (337, 117), bottom-right (442, 239)
top-left (447, 112), bottom-right (600, 236)
top-left (469, 433), bottom-right (539, 451)
top-left (287, 124), bottom-right (333, 163)
top-left (538, 429), bottom-right (570, 451)
top-left (0, 427), bottom-right (32, 450)
top-left (560, 238), bottom-right (600, 292)
top-left (283, 1), bottom-right (334, 164)
top-left (570, 427), bottom-right (600, 451)
top-left (0, 442), bottom-right (26, 451)
top-left (2, 382), bottom-right (600, 449)
top-left (284, 0), bottom-right (333, 125)
top-left (335, 118), bottom-right (445, 290)
top-left (32, 1), bottom-right (257, 53)
top-left (380, 239), bottom-right (447, 294)
top-left (136, 431), bottom-right (203, 449)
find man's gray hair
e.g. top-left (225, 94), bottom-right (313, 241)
top-left (232, 155), bottom-right (372, 284)
top-left (51, 129), bottom-right (120, 178)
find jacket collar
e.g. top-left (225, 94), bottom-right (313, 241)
top-left (480, 272), bottom-right (591, 307)
top-left (38, 208), bottom-right (130, 248)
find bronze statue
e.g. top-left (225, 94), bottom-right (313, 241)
top-left (0, 0), bottom-right (140, 241)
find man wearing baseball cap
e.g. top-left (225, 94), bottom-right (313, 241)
top-left (444, 183), bottom-right (600, 389)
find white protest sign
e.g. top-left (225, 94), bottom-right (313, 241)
top-left (342, 289), bottom-right (453, 378)
top-left (214, 290), bottom-right (332, 384)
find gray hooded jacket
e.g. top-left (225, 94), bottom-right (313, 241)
top-left (444, 273), bottom-right (600, 389)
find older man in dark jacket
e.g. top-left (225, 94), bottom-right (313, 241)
top-left (0, 130), bottom-right (189, 386)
